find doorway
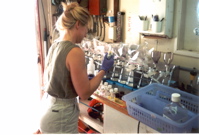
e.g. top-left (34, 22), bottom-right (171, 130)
top-left (0, 0), bottom-right (41, 134)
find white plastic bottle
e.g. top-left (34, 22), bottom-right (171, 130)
top-left (87, 58), bottom-right (95, 80)
top-left (163, 93), bottom-right (188, 123)
top-left (107, 10), bottom-right (115, 27)
top-left (104, 84), bottom-right (112, 98)
top-left (100, 82), bottom-right (108, 97)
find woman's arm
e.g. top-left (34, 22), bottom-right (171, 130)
top-left (66, 47), bottom-right (105, 100)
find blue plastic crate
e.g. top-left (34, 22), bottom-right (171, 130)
top-left (122, 83), bottom-right (199, 133)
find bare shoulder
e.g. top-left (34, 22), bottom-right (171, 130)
top-left (66, 47), bottom-right (85, 70)
top-left (68, 47), bottom-right (85, 57)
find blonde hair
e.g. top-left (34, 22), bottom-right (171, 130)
top-left (56, 2), bottom-right (91, 31)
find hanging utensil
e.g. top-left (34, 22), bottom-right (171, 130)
top-left (99, 15), bottom-right (105, 41)
top-left (116, 12), bottom-right (125, 42)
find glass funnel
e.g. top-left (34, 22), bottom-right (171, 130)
top-left (163, 52), bottom-right (173, 73)
top-left (151, 51), bottom-right (161, 69)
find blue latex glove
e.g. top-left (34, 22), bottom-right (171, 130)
top-left (100, 53), bottom-right (114, 72)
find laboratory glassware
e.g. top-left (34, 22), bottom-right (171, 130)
top-left (151, 51), bottom-right (161, 69)
top-left (163, 52), bottom-right (173, 73)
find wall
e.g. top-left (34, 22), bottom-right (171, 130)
top-left (117, 0), bottom-right (199, 86)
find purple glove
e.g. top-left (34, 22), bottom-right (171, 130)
top-left (100, 53), bottom-right (114, 72)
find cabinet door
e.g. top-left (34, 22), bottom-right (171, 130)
top-left (103, 105), bottom-right (159, 133)
top-left (103, 105), bottom-right (137, 133)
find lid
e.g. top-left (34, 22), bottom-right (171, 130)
top-left (109, 88), bottom-right (114, 93)
top-left (113, 88), bottom-right (118, 93)
top-left (108, 85), bottom-right (112, 89)
top-left (104, 82), bottom-right (108, 86)
top-left (171, 93), bottom-right (181, 102)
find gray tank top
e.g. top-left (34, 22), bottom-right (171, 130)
top-left (44, 41), bottom-right (79, 99)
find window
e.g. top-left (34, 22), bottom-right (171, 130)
top-left (175, 0), bottom-right (199, 58)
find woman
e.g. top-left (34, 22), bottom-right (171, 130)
top-left (38, 2), bottom-right (114, 134)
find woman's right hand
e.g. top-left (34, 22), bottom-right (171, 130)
top-left (100, 53), bottom-right (114, 72)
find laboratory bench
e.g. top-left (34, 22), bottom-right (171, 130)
top-left (78, 82), bottom-right (199, 134)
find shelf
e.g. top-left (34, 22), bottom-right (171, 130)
top-left (140, 32), bottom-right (168, 39)
top-left (138, 0), bottom-right (174, 38)
top-left (78, 99), bottom-right (104, 133)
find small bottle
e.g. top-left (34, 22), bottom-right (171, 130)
top-left (87, 58), bottom-right (95, 80)
top-left (105, 85), bottom-right (112, 97)
top-left (109, 88), bottom-right (115, 101)
top-left (113, 88), bottom-right (119, 102)
top-left (107, 10), bottom-right (115, 27)
top-left (103, 82), bottom-right (109, 97)
top-left (163, 93), bottom-right (188, 123)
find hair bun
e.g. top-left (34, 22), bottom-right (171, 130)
top-left (62, 2), bottom-right (79, 12)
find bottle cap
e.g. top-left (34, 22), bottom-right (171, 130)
top-left (104, 82), bottom-right (108, 86)
top-left (171, 93), bottom-right (181, 102)
top-left (113, 88), bottom-right (118, 93)
top-left (109, 89), bottom-right (114, 93)
top-left (108, 85), bottom-right (112, 89)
